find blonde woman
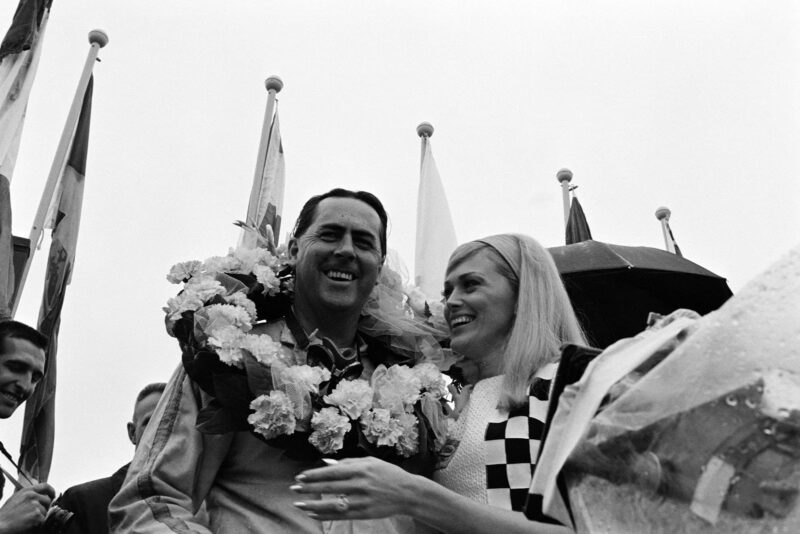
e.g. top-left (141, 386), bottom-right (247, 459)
top-left (292, 234), bottom-right (585, 533)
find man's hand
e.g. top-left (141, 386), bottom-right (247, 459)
top-left (0, 483), bottom-right (56, 533)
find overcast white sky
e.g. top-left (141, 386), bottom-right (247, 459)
top-left (1, 1), bottom-right (798, 493)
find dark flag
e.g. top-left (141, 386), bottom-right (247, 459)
top-left (0, 0), bottom-right (53, 318)
top-left (565, 196), bottom-right (592, 245)
top-left (665, 220), bottom-right (683, 257)
top-left (19, 76), bottom-right (92, 482)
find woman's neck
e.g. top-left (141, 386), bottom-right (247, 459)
top-left (473, 347), bottom-right (504, 381)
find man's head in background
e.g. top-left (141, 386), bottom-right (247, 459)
top-left (127, 383), bottom-right (166, 447)
top-left (0, 321), bottom-right (47, 419)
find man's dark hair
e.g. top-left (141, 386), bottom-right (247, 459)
top-left (0, 320), bottom-right (48, 354)
top-left (136, 382), bottom-right (166, 404)
top-left (291, 188), bottom-right (388, 256)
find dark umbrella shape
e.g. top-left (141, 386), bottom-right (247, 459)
top-left (548, 240), bottom-right (733, 348)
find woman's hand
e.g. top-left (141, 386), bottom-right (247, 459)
top-left (291, 457), bottom-right (423, 521)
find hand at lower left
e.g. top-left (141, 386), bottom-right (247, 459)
top-left (290, 457), bottom-right (422, 521)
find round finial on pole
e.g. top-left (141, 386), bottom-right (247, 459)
top-left (265, 76), bottom-right (284, 93)
top-left (88, 29), bottom-right (109, 48)
top-left (417, 122), bottom-right (434, 138)
top-left (655, 206), bottom-right (671, 221)
top-left (557, 168), bottom-right (573, 184)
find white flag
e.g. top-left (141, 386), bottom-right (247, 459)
top-left (241, 109), bottom-right (285, 250)
top-left (415, 136), bottom-right (457, 300)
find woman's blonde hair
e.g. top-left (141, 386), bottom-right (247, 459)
top-left (446, 234), bottom-right (586, 410)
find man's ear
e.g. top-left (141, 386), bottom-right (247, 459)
top-left (288, 238), bottom-right (299, 259)
top-left (127, 422), bottom-right (137, 446)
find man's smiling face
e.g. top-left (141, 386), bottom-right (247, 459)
top-left (0, 337), bottom-right (46, 419)
top-left (290, 196), bottom-right (384, 316)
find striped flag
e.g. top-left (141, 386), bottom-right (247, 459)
top-left (19, 76), bottom-right (92, 483)
top-left (415, 135), bottom-right (457, 299)
top-left (0, 0), bottom-right (52, 319)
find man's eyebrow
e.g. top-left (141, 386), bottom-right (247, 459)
top-left (317, 223), bottom-right (377, 238)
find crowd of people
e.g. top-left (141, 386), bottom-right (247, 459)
top-left (1, 187), bottom-right (589, 533)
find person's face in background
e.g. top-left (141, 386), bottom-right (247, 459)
top-left (0, 337), bottom-right (46, 419)
top-left (127, 391), bottom-right (162, 447)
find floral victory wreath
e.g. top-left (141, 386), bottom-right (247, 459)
top-left (164, 244), bottom-right (452, 469)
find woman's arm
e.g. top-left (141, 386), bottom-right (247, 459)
top-left (291, 457), bottom-right (571, 534)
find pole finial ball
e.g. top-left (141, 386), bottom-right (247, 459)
top-left (88, 29), bottom-right (109, 48)
top-left (265, 76), bottom-right (284, 93)
top-left (556, 168), bottom-right (573, 183)
top-left (416, 122), bottom-right (434, 138)
top-left (655, 206), bottom-right (672, 221)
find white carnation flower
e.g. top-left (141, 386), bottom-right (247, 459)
top-left (207, 325), bottom-right (246, 367)
top-left (253, 264), bottom-right (281, 296)
top-left (394, 412), bottom-right (419, 457)
top-left (309, 407), bottom-right (351, 454)
top-left (203, 303), bottom-right (253, 334)
top-left (324, 379), bottom-right (374, 420)
top-left (413, 363), bottom-right (448, 399)
top-left (241, 334), bottom-right (283, 366)
top-left (280, 365), bottom-right (331, 394)
top-left (372, 365), bottom-right (422, 414)
top-left (230, 246), bottom-right (275, 274)
top-left (248, 391), bottom-right (297, 439)
top-left (225, 291), bottom-right (257, 320)
top-left (163, 292), bottom-right (205, 321)
top-left (166, 260), bottom-right (203, 284)
top-left (361, 408), bottom-right (403, 448)
top-left (203, 255), bottom-right (239, 274)
top-left (184, 277), bottom-right (226, 302)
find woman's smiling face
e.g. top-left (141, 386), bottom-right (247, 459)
top-left (443, 249), bottom-right (517, 367)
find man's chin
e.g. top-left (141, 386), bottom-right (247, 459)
top-left (0, 403), bottom-right (17, 419)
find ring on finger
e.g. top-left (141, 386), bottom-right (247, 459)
top-left (334, 493), bottom-right (350, 512)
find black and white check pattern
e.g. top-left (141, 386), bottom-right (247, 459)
top-left (483, 363), bottom-right (554, 513)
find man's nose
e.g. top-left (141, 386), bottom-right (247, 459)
top-left (334, 234), bottom-right (355, 258)
top-left (15, 373), bottom-right (36, 397)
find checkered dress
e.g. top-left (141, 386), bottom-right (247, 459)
top-left (435, 362), bottom-right (560, 522)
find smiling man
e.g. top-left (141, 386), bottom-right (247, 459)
top-left (0, 320), bottom-right (56, 534)
top-left (110, 189), bottom-right (416, 533)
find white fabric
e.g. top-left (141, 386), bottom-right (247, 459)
top-left (414, 136), bottom-right (457, 300)
top-left (434, 375), bottom-right (505, 504)
top-left (241, 109), bottom-right (285, 249)
top-left (530, 317), bottom-right (696, 524)
top-left (0, 10), bottom-right (50, 181)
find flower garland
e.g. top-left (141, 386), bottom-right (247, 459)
top-left (164, 244), bottom-right (450, 462)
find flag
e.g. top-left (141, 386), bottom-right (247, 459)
top-left (565, 196), bottom-right (592, 245)
top-left (243, 108), bottom-right (284, 248)
top-left (0, 0), bottom-right (52, 318)
top-left (415, 136), bottom-right (457, 299)
top-left (19, 76), bottom-right (92, 482)
top-left (0, 177), bottom-right (13, 320)
top-left (664, 219), bottom-right (683, 257)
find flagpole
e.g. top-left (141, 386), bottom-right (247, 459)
top-left (655, 206), bottom-right (676, 253)
top-left (11, 29), bottom-right (108, 316)
top-left (557, 168), bottom-right (572, 228)
top-left (417, 121), bottom-right (433, 167)
top-left (245, 75), bottom-right (283, 229)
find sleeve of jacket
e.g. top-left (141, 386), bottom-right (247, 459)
top-left (108, 364), bottom-right (231, 533)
